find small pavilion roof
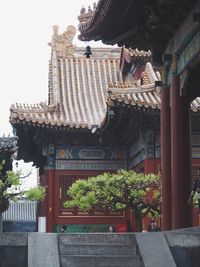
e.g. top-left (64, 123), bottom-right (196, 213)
top-left (10, 25), bottom-right (122, 131)
top-left (0, 136), bottom-right (18, 156)
top-left (108, 61), bottom-right (161, 109)
top-left (9, 25), bottom-right (200, 131)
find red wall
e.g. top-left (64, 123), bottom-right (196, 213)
top-left (45, 170), bottom-right (131, 232)
top-left (42, 158), bottom-right (200, 232)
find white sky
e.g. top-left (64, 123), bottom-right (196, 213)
top-left (0, 0), bottom-right (110, 136)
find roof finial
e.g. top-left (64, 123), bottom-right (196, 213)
top-left (53, 25), bottom-right (59, 36)
top-left (93, 2), bottom-right (97, 10)
top-left (88, 6), bottom-right (92, 13)
top-left (52, 25), bottom-right (76, 58)
top-left (80, 6), bottom-right (86, 15)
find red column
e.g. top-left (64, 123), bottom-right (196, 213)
top-left (161, 86), bottom-right (171, 230)
top-left (171, 74), bottom-right (192, 229)
top-left (46, 169), bottom-right (55, 232)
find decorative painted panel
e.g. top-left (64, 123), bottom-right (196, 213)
top-left (56, 160), bottom-right (127, 170)
top-left (166, 2), bottom-right (199, 54)
top-left (43, 145), bottom-right (55, 168)
top-left (192, 135), bottom-right (200, 145)
top-left (143, 130), bottom-right (154, 159)
top-left (55, 146), bottom-right (127, 170)
top-left (128, 130), bottom-right (160, 168)
top-left (192, 148), bottom-right (200, 159)
top-left (177, 30), bottom-right (200, 74)
top-left (56, 146), bottom-right (127, 160)
top-left (192, 135), bottom-right (200, 159)
top-left (155, 133), bottom-right (160, 158)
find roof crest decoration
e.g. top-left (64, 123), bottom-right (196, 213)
top-left (10, 102), bottom-right (56, 114)
top-left (50, 25), bottom-right (76, 58)
top-left (78, 3), bottom-right (96, 23)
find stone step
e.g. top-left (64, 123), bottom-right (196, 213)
top-left (60, 255), bottom-right (142, 267)
top-left (59, 243), bottom-right (138, 255)
top-left (28, 233), bottom-right (60, 267)
top-left (58, 233), bottom-right (137, 245)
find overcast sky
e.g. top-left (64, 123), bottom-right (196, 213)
top-left (0, 0), bottom-right (109, 136)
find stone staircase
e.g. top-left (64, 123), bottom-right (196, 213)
top-left (58, 233), bottom-right (142, 267)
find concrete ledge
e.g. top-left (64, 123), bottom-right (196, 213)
top-left (0, 232), bottom-right (28, 246)
top-left (165, 231), bottom-right (200, 247)
top-left (164, 228), bottom-right (200, 267)
top-left (58, 233), bottom-right (137, 244)
top-left (135, 232), bottom-right (176, 267)
top-left (60, 255), bottom-right (141, 267)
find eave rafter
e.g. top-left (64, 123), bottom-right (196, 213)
top-left (78, 0), bottom-right (197, 62)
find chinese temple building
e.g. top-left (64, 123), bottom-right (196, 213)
top-left (9, 25), bottom-right (168, 232)
top-left (78, 0), bottom-right (200, 230)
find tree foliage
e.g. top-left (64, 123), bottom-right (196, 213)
top-left (64, 169), bottom-right (161, 231)
top-left (0, 161), bottom-right (46, 211)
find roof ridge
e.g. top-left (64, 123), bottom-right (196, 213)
top-left (10, 102), bottom-right (56, 113)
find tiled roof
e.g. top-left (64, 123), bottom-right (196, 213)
top-left (122, 47), bottom-right (152, 62)
top-left (0, 136), bottom-right (18, 155)
top-left (77, 1), bottom-right (108, 37)
top-left (119, 47), bottom-right (152, 73)
top-left (108, 62), bottom-right (161, 109)
top-left (9, 26), bottom-right (200, 130)
top-left (107, 61), bottom-right (200, 112)
top-left (10, 25), bottom-right (122, 130)
top-left (108, 87), bottom-right (200, 112)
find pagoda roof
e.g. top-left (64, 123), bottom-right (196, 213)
top-left (10, 26), bottom-right (122, 131)
top-left (78, 0), bottom-right (197, 62)
top-left (10, 26), bottom-right (163, 132)
top-left (9, 26), bottom-right (200, 132)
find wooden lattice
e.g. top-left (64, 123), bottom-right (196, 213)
top-left (59, 175), bottom-right (78, 215)
top-left (59, 175), bottom-right (123, 217)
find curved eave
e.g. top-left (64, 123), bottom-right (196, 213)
top-left (9, 114), bottom-right (106, 131)
top-left (78, 0), bottom-right (113, 41)
top-left (109, 94), bottom-right (200, 113)
top-left (78, 0), bottom-right (197, 60)
top-left (109, 88), bottom-right (161, 110)
top-left (78, 0), bottom-right (144, 43)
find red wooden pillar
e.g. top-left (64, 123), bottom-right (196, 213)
top-left (171, 62), bottom-right (192, 229)
top-left (46, 169), bottom-right (55, 232)
top-left (161, 85), bottom-right (171, 230)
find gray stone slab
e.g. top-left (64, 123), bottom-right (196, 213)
top-left (59, 241), bottom-right (137, 255)
top-left (58, 233), bottom-right (137, 244)
top-left (165, 231), bottom-right (200, 247)
top-left (60, 255), bottom-right (142, 267)
top-left (135, 232), bottom-right (176, 267)
top-left (28, 233), bottom-right (60, 267)
top-left (0, 232), bottom-right (28, 246)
